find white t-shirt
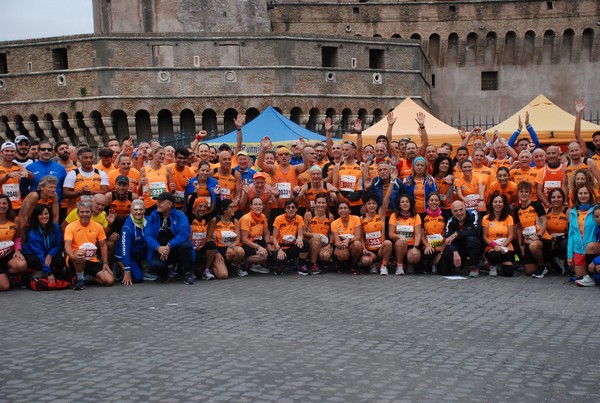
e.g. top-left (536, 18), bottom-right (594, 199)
top-left (64, 168), bottom-right (110, 188)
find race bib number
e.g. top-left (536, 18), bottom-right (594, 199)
top-left (173, 190), bottom-right (185, 204)
top-left (192, 232), bottom-right (206, 249)
top-left (339, 234), bottom-right (354, 241)
top-left (149, 181), bottom-right (167, 198)
top-left (80, 194), bottom-right (93, 202)
top-left (544, 180), bottom-right (561, 191)
top-left (396, 225), bottom-right (414, 239)
top-left (465, 194), bottom-right (481, 208)
top-left (340, 175), bottom-right (357, 192)
top-left (495, 237), bottom-right (507, 246)
top-left (79, 242), bottom-right (97, 261)
top-left (365, 231), bottom-right (382, 249)
top-left (220, 230), bottom-right (237, 246)
top-left (427, 234), bottom-right (444, 248)
top-left (282, 234), bottom-right (296, 245)
top-left (2, 184), bottom-right (19, 201)
top-left (523, 225), bottom-right (537, 238)
top-left (320, 234), bottom-right (329, 246)
top-left (219, 187), bottom-right (231, 200)
top-left (0, 240), bottom-right (14, 258)
top-left (277, 183), bottom-right (291, 199)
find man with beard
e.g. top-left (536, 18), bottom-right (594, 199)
top-left (28, 140), bottom-right (40, 161)
top-left (63, 148), bottom-right (110, 214)
top-left (54, 141), bottom-right (77, 221)
top-left (564, 141), bottom-right (600, 184)
top-left (0, 142), bottom-right (32, 213)
top-left (94, 148), bottom-right (117, 175)
top-left (535, 145), bottom-right (568, 208)
top-left (108, 154), bottom-right (140, 193)
top-left (323, 117), bottom-right (344, 182)
top-left (392, 112), bottom-right (429, 179)
top-left (332, 140), bottom-right (369, 216)
top-left (313, 143), bottom-right (328, 169)
top-left (21, 140), bottom-right (67, 202)
top-left (13, 135), bottom-right (34, 168)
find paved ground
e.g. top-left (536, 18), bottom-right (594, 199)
top-left (1, 271), bottom-right (599, 402)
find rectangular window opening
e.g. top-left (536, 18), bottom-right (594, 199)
top-left (321, 46), bottom-right (338, 68)
top-left (0, 53), bottom-right (7, 74)
top-left (547, 2), bottom-right (553, 10)
top-left (52, 48), bottom-right (68, 70)
top-left (431, 74), bottom-right (436, 88)
top-left (481, 71), bottom-right (498, 91)
top-left (369, 49), bottom-right (384, 69)
top-left (353, 7), bottom-right (359, 14)
top-left (449, 5), bottom-right (457, 12)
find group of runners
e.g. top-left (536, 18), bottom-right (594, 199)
top-left (2, 98), bottom-right (600, 290)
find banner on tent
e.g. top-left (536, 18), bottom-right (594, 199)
top-left (215, 140), bottom-right (341, 155)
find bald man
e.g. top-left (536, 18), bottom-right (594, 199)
top-left (535, 146), bottom-right (567, 208)
top-left (440, 201), bottom-right (483, 276)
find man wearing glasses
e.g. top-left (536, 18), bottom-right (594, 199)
top-left (21, 140), bottom-right (67, 201)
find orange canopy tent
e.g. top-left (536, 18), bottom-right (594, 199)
top-left (343, 98), bottom-right (462, 147)
top-left (487, 94), bottom-right (600, 145)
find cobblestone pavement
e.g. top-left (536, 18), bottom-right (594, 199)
top-left (1, 271), bottom-right (600, 402)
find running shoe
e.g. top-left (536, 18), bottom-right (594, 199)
top-left (310, 264), bottom-right (322, 275)
top-left (369, 264), bottom-right (378, 274)
top-left (395, 264), bottom-right (405, 276)
top-left (532, 267), bottom-right (548, 279)
top-left (236, 267), bottom-right (248, 277)
top-left (73, 278), bottom-right (85, 291)
top-left (469, 268), bottom-right (479, 278)
top-left (183, 272), bottom-right (195, 285)
top-left (380, 266), bottom-right (389, 276)
top-left (489, 266), bottom-right (498, 277)
top-left (202, 268), bottom-right (215, 281)
top-left (249, 264), bottom-right (270, 274)
top-left (297, 265), bottom-right (310, 276)
top-left (575, 274), bottom-right (595, 287)
top-left (143, 272), bottom-right (158, 282)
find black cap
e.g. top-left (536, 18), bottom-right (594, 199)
top-left (153, 191), bottom-right (175, 203)
top-left (218, 143), bottom-right (231, 151)
top-left (115, 175), bottom-right (129, 184)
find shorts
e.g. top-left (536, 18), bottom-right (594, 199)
top-left (67, 259), bottom-right (102, 277)
top-left (0, 251), bottom-right (14, 274)
top-left (573, 252), bottom-right (586, 267)
top-left (243, 239), bottom-right (267, 258)
top-left (522, 239), bottom-right (552, 264)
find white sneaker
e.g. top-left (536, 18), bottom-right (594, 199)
top-left (380, 266), bottom-right (389, 276)
top-left (395, 265), bottom-right (405, 276)
top-left (575, 275), bottom-right (596, 287)
top-left (202, 268), bottom-right (215, 281)
top-left (469, 269), bottom-right (479, 278)
top-left (489, 266), bottom-right (498, 277)
top-left (236, 268), bottom-right (248, 277)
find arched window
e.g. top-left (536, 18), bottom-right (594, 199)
top-left (134, 110), bottom-right (151, 142)
top-left (245, 108), bottom-right (260, 124)
top-left (202, 109), bottom-right (217, 138)
top-left (428, 34), bottom-right (440, 66)
top-left (484, 32), bottom-right (497, 67)
top-left (522, 30), bottom-right (536, 66)
top-left (180, 109), bottom-right (195, 138)
top-left (503, 31), bottom-right (517, 65)
top-left (561, 29), bottom-right (574, 63)
top-left (289, 107), bottom-right (303, 125)
top-left (223, 108), bottom-right (238, 134)
top-left (542, 30), bottom-right (555, 64)
top-left (582, 28), bottom-right (594, 62)
top-left (466, 33), bottom-right (478, 65)
top-left (447, 33), bottom-right (459, 66)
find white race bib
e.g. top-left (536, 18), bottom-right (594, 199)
top-left (173, 190), bottom-right (185, 204)
top-left (340, 175), bottom-right (357, 192)
top-left (465, 194), bottom-right (481, 208)
top-left (396, 224), bottom-right (414, 239)
top-left (149, 181), bottom-right (167, 198)
top-left (365, 231), bottom-right (382, 248)
top-left (320, 234), bottom-right (329, 246)
top-left (544, 180), bottom-right (561, 191)
top-left (0, 240), bottom-right (14, 257)
top-left (220, 230), bottom-right (237, 246)
top-left (277, 182), bottom-right (292, 199)
top-left (79, 242), bottom-right (97, 260)
top-left (219, 187), bottom-right (231, 200)
top-left (523, 225), bottom-right (537, 237)
top-left (2, 184), bottom-right (19, 201)
top-left (427, 233), bottom-right (444, 248)
top-left (282, 234), bottom-right (296, 245)
top-left (339, 234), bottom-right (355, 240)
top-left (495, 237), bottom-right (507, 246)
top-left (192, 232), bottom-right (206, 249)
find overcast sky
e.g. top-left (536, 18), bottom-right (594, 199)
top-left (0, 0), bottom-right (94, 41)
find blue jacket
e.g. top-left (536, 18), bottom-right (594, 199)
top-left (368, 177), bottom-right (407, 213)
top-left (508, 124), bottom-right (540, 150)
top-left (403, 175), bottom-right (438, 209)
top-left (22, 160), bottom-right (67, 201)
top-left (115, 215), bottom-right (147, 271)
top-left (22, 223), bottom-right (63, 274)
top-left (144, 208), bottom-right (191, 261)
top-left (567, 206), bottom-right (600, 258)
top-left (185, 175), bottom-right (219, 210)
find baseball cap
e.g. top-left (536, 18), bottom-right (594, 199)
top-left (153, 191), bottom-right (175, 203)
top-left (1, 142), bottom-right (16, 151)
top-left (277, 147), bottom-right (290, 155)
top-left (115, 175), bottom-right (129, 185)
top-left (237, 150), bottom-right (249, 157)
top-left (14, 135), bottom-right (30, 144)
top-left (253, 172), bottom-right (267, 180)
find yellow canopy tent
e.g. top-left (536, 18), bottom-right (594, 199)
top-left (488, 94), bottom-right (600, 145)
top-left (344, 98), bottom-right (462, 147)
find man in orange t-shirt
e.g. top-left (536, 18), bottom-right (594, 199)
top-left (64, 200), bottom-right (114, 290)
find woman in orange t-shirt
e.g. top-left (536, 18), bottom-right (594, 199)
top-left (420, 192), bottom-right (448, 274)
top-left (388, 194), bottom-right (422, 275)
top-left (482, 192), bottom-right (515, 277)
top-left (487, 167), bottom-right (518, 206)
top-left (546, 188), bottom-right (569, 271)
top-left (331, 201), bottom-right (363, 274)
top-left (239, 196), bottom-right (271, 275)
top-left (303, 192), bottom-right (334, 274)
top-left (455, 159), bottom-right (485, 212)
top-left (271, 198), bottom-right (308, 275)
top-left (360, 182), bottom-right (394, 275)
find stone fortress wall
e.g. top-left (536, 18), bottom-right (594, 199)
top-left (0, 0), bottom-right (597, 146)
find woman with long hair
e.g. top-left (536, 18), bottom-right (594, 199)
top-left (21, 203), bottom-right (64, 285)
top-left (303, 192), bottom-right (334, 274)
top-left (432, 156), bottom-right (454, 212)
top-left (420, 192), bottom-right (448, 274)
top-left (361, 184), bottom-right (394, 275)
top-left (482, 192), bottom-right (515, 277)
top-left (403, 156), bottom-right (437, 214)
top-left (239, 196), bottom-right (271, 276)
top-left (0, 195), bottom-right (27, 291)
top-left (388, 194), bottom-right (422, 275)
top-left (568, 185), bottom-right (600, 286)
top-left (454, 159), bottom-right (485, 213)
top-left (331, 200), bottom-right (364, 274)
top-left (271, 198), bottom-right (309, 275)
top-left (487, 167), bottom-right (517, 206)
top-left (546, 188), bottom-right (569, 274)
top-left (211, 199), bottom-right (245, 279)
top-left (139, 144), bottom-right (175, 215)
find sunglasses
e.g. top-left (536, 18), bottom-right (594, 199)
top-left (40, 147), bottom-right (53, 152)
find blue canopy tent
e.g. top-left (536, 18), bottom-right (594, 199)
top-left (205, 106), bottom-right (326, 154)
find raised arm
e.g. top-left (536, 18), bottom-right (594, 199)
top-left (524, 111), bottom-right (540, 150)
top-left (234, 114), bottom-right (245, 155)
top-left (385, 112), bottom-right (396, 157)
top-left (574, 98), bottom-right (587, 155)
top-left (257, 137), bottom-right (275, 175)
top-left (354, 118), bottom-right (364, 163)
top-left (415, 112), bottom-right (429, 157)
top-left (325, 116), bottom-right (334, 157)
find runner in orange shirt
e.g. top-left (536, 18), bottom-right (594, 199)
top-left (420, 192), bottom-right (448, 274)
top-left (389, 194), bottom-right (422, 275)
top-left (487, 167), bottom-right (518, 206)
top-left (455, 159), bottom-right (485, 212)
top-left (482, 192), bottom-right (515, 277)
top-left (360, 182), bottom-right (394, 275)
top-left (303, 191), bottom-right (334, 274)
top-left (169, 148), bottom-right (196, 210)
top-left (63, 200), bottom-right (114, 290)
top-left (331, 201), bottom-right (364, 274)
top-left (209, 199), bottom-right (245, 279)
top-left (239, 197), bottom-right (272, 275)
top-left (0, 194), bottom-right (27, 292)
top-left (271, 199), bottom-right (308, 275)
top-left (546, 188), bottom-right (569, 273)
